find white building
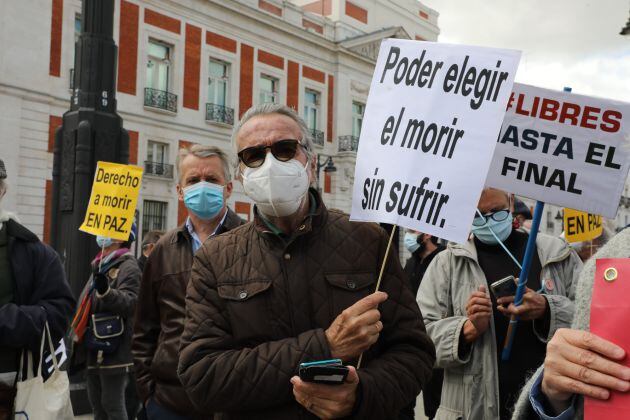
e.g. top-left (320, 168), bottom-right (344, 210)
top-left (0, 0), bottom-right (439, 244)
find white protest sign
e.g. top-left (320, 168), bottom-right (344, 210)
top-left (486, 83), bottom-right (630, 218)
top-left (350, 39), bottom-right (521, 243)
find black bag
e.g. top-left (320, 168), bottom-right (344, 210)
top-left (85, 313), bottom-right (124, 354)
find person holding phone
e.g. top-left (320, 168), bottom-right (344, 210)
top-left (417, 188), bottom-right (582, 419)
top-left (177, 104), bottom-right (435, 420)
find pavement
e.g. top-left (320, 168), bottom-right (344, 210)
top-left (74, 394), bottom-right (430, 419)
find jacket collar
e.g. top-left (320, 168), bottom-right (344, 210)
top-left (3, 218), bottom-right (39, 243)
top-left (448, 230), bottom-right (573, 267)
top-left (172, 207), bottom-right (243, 244)
top-left (253, 188), bottom-right (327, 238)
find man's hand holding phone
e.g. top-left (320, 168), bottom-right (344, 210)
top-left (291, 365), bottom-right (359, 419)
top-left (494, 276), bottom-right (548, 321)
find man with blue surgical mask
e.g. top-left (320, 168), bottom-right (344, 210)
top-left (132, 145), bottom-right (243, 419)
top-left (417, 188), bottom-right (582, 420)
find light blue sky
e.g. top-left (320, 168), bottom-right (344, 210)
top-left (423, 0), bottom-right (630, 102)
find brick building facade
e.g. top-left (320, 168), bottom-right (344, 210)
top-left (0, 0), bottom-right (440, 244)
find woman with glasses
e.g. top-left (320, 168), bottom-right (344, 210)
top-left (417, 188), bottom-right (582, 420)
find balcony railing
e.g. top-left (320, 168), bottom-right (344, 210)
top-left (338, 135), bottom-right (359, 152)
top-left (144, 161), bottom-right (174, 179)
top-left (311, 129), bottom-right (324, 147)
top-left (205, 103), bottom-right (234, 125)
top-left (144, 88), bottom-right (177, 113)
top-left (69, 68), bottom-right (75, 90)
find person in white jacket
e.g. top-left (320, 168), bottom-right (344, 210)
top-left (417, 188), bottom-right (582, 419)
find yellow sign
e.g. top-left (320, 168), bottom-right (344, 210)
top-left (80, 161), bottom-right (143, 240)
top-left (563, 208), bottom-right (602, 243)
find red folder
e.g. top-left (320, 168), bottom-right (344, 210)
top-left (585, 258), bottom-right (630, 418)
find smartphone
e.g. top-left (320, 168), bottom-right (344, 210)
top-left (298, 359), bottom-right (349, 385)
top-left (490, 275), bottom-right (517, 299)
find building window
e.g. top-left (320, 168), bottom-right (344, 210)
top-left (146, 40), bottom-right (172, 92)
top-left (259, 74), bottom-right (279, 104)
top-left (352, 102), bottom-right (365, 138)
top-left (142, 200), bottom-right (168, 238)
top-left (304, 89), bottom-right (320, 131)
top-left (147, 141), bottom-right (168, 164)
top-left (145, 40), bottom-right (177, 112)
top-left (145, 141), bottom-right (174, 178)
top-left (208, 59), bottom-right (229, 107)
top-left (74, 13), bottom-right (82, 43)
top-left (205, 59), bottom-right (234, 125)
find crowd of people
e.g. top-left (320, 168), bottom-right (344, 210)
top-left (0, 104), bottom-right (628, 419)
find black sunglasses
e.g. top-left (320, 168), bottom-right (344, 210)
top-left (238, 139), bottom-right (301, 168)
top-left (472, 209), bottom-right (510, 227)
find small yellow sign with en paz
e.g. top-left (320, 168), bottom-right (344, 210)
top-left (80, 161), bottom-right (143, 241)
top-left (563, 208), bottom-right (602, 243)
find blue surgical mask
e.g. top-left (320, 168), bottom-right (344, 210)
top-left (404, 232), bottom-right (420, 253)
top-left (183, 181), bottom-right (224, 220)
top-left (96, 236), bottom-right (114, 249)
top-left (471, 213), bottom-right (514, 245)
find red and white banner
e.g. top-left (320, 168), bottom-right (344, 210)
top-left (486, 83), bottom-right (630, 218)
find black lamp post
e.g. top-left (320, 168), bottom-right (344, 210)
top-left (316, 154), bottom-right (337, 192)
top-left (51, 0), bottom-right (129, 298)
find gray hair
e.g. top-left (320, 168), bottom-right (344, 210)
top-left (176, 144), bottom-right (232, 183)
top-left (231, 103), bottom-right (315, 176)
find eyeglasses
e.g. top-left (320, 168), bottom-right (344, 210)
top-left (238, 139), bottom-right (301, 168)
top-left (472, 209), bottom-right (510, 226)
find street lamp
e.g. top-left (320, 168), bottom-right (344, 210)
top-left (316, 154), bottom-right (337, 193)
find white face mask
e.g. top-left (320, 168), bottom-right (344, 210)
top-left (241, 153), bottom-right (310, 217)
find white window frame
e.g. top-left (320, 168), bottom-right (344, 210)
top-left (301, 78), bottom-right (327, 142)
top-left (146, 39), bottom-right (173, 92)
top-left (352, 100), bottom-right (365, 138)
top-left (207, 58), bottom-right (231, 107)
top-left (147, 140), bottom-right (169, 165)
top-left (203, 41), bottom-right (238, 115)
top-left (303, 88), bottom-right (321, 131)
top-left (254, 62), bottom-right (286, 106)
top-left (259, 74), bottom-right (280, 104)
top-left (141, 27), bottom-right (181, 96)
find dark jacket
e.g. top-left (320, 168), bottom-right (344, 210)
top-left (178, 193), bottom-right (436, 419)
top-left (404, 244), bottom-right (446, 296)
top-left (86, 253), bottom-right (141, 372)
top-left (0, 218), bottom-right (75, 355)
top-left (132, 209), bottom-right (243, 418)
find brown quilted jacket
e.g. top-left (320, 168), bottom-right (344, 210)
top-left (132, 209), bottom-right (244, 418)
top-left (178, 193), bottom-right (435, 419)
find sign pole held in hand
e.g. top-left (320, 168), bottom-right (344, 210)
top-left (357, 225), bottom-right (398, 369)
top-left (501, 200), bottom-right (544, 361)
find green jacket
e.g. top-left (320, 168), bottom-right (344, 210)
top-left (417, 233), bottom-right (582, 420)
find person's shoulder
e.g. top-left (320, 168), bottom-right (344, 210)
top-left (156, 225), bottom-right (183, 246)
top-left (326, 208), bottom-right (388, 239)
top-left (535, 232), bottom-right (573, 261)
top-left (118, 254), bottom-right (142, 274)
top-left (595, 228), bottom-right (630, 259)
top-left (207, 222), bottom-right (253, 248)
top-left (6, 219), bottom-right (39, 243)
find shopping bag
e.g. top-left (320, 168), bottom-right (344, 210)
top-left (585, 258), bottom-right (630, 419)
top-left (13, 323), bottom-right (74, 420)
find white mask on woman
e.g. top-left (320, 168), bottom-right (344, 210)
top-left (241, 154), bottom-right (310, 217)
